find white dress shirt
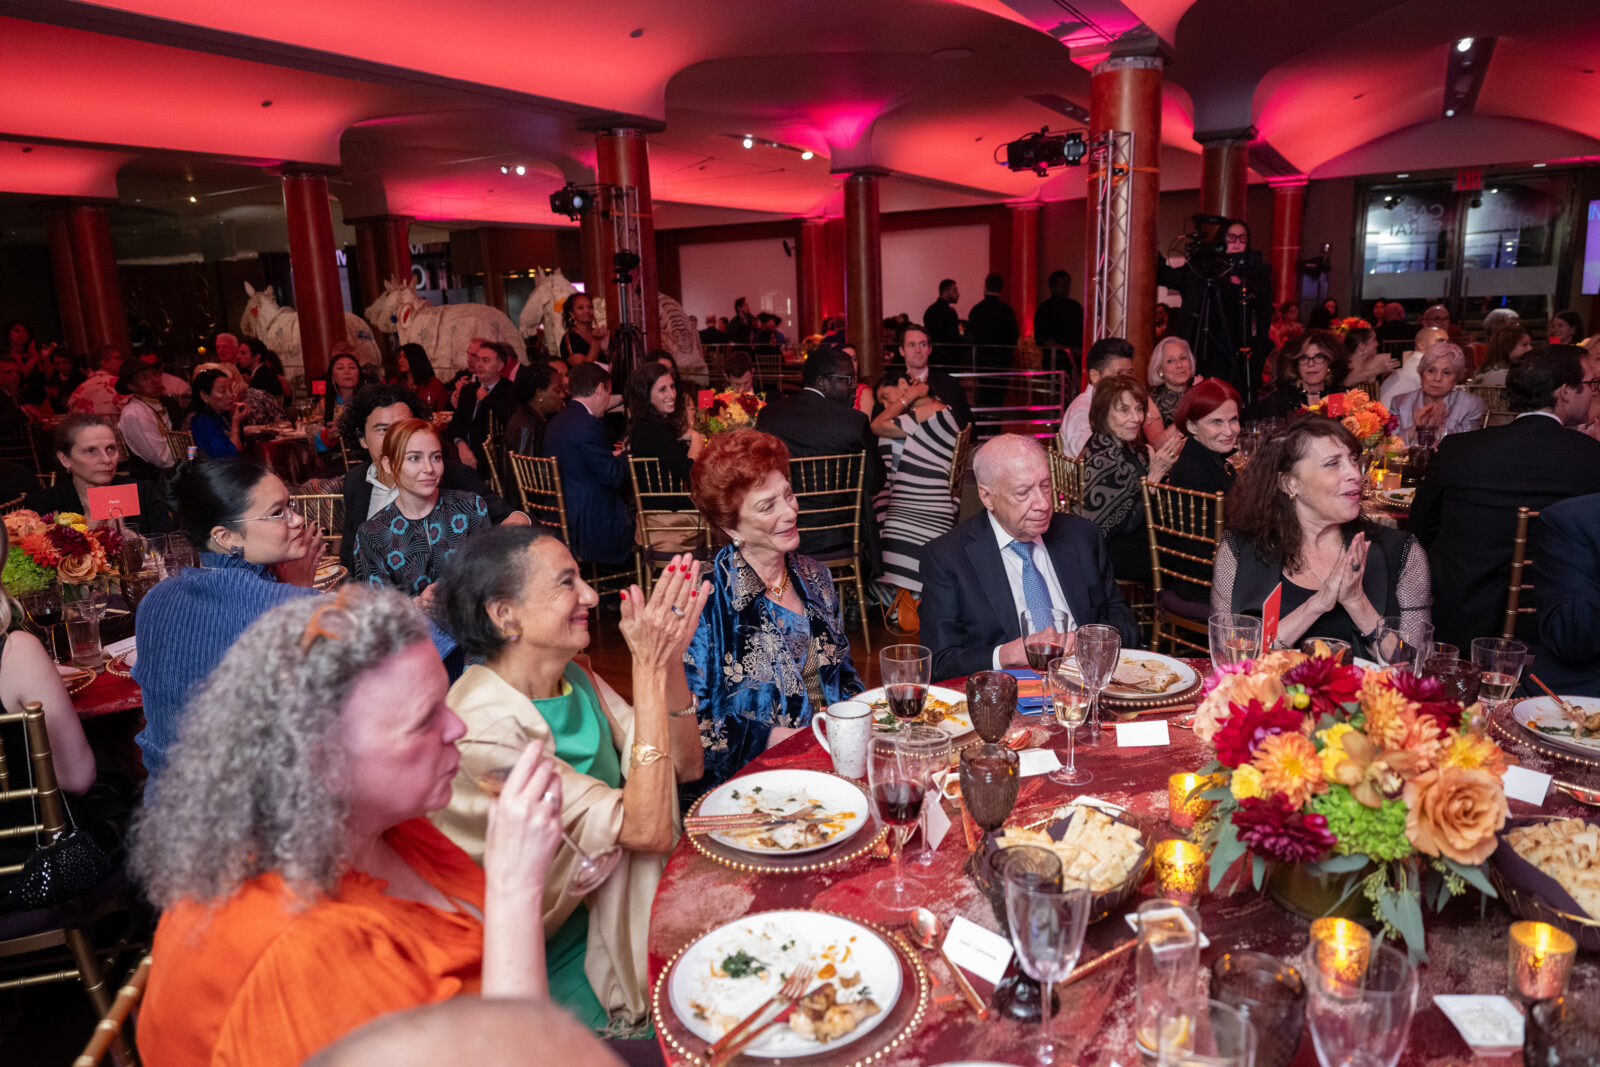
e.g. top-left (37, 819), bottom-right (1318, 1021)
top-left (987, 511), bottom-right (1075, 668)
top-left (365, 463), bottom-right (400, 519)
top-left (1058, 387), bottom-right (1094, 457)
top-left (117, 397), bottom-right (173, 468)
top-left (1379, 351), bottom-right (1423, 405)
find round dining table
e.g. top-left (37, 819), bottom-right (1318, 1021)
top-left (647, 666), bottom-right (1598, 1067)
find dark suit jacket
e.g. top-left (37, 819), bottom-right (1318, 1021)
top-left (248, 363), bottom-right (284, 397)
top-left (339, 459), bottom-right (513, 569)
top-left (967, 294), bottom-right (1020, 350)
top-left (1033, 295), bottom-right (1084, 351)
top-left (923, 299), bottom-right (961, 345)
top-left (447, 377), bottom-right (515, 470)
top-left (756, 388), bottom-right (884, 564)
top-left (545, 400), bottom-right (634, 565)
top-left (24, 478), bottom-right (172, 535)
top-left (1530, 493), bottom-right (1600, 696)
top-left (1411, 415), bottom-right (1600, 649)
top-left (920, 511), bottom-right (1141, 680)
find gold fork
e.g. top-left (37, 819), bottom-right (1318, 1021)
top-left (708, 962), bottom-right (816, 1066)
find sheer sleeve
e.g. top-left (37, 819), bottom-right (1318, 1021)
top-left (1211, 533), bottom-right (1239, 616)
top-left (1392, 534), bottom-right (1433, 635)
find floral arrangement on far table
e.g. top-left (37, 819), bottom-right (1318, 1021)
top-left (697, 391), bottom-right (765, 436)
top-left (1328, 316), bottom-right (1372, 337)
top-left (1, 509), bottom-right (122, 595)
top-left (1192, 646), bottom-right (1511, 960)
top-left (1304, 389), bottom-right (1398, 450)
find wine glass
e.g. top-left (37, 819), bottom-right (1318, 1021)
top-left (1003, 865), bottom-right (1092, 1066)
top-left (1306, 942), bottom-right (1417, 1067)
top-left (1157, 999), bottom-right (1258, 1067)
top-left (1135, 899), bottom-right (1204, 1060)
top-left (1022, 608), bottom-right (1070, 672)
top-left (959, 742), bottom-right (1020, 847)
top-left (1526, 996), bottom-right (1600, 1067)
top-left (1212, 951), bottom-right (1305, 1067)
top-left (1073, 624), bottom-right (1121, 748)
top-left (456, 717), bottom-right (620, 895)
top-left (1044, 656), bottom-right (1092, 785)
top-left (118, 527), bottom-right (148, 576)
top-left (990, 846), bottom-right (1063, 1023)
top-left (879, 644), bottom-right (931, 724)
top-left (121, 561), bottom-right (163, 614)
top-left (867, 733), bottom-right (930, 914)
top-left (1299, 637), bottom-right (1352, 664)
top-left (967, 670), bottom-right (1018, 744)
top-left (21, 584), bottom-right (63, 662)
top-left (1368, 616), bottom-right (1434, 676)
top-left (1471, 637), bottom-right (1527, 716)
top-left (1208, 613), bottom-right (1262, 675)
top-left (899, 724), bottom-right (952, 868)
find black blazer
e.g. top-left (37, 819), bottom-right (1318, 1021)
top-left (1530, 492), bottom-right (1600, 697)
top-left (1166, 438), bottom-right (1235, 495)
top-left (447, 377), bottom-right (516, 469)
top-left (1412, 415), bottom-right (1600, 649)
top-left (756, 389), bottom-right (884, 564)
top-left (919, 511), bottom-right (1141, 680)
top-left (24, 478), bottom-right (172, 535)
top-left (248, 364), bottom-right (284, 397)
top-left (339, 459), bottom-right (514, 569)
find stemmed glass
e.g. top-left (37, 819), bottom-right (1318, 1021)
top-left (1471, 637), bottom-right (1527, 716)
top-left (21, 585), bottom-right (63, 663)
top-left (456, 717), bottom-right (620, 895)
top-left (880, 644), bottom-right (931, 724)
top-left (1003, 864), bottom-right (1092, 1066)
top-left (1208, 613), bottom-right (1262, 675)
top-left (1022, 608), bottom-right (1071, 672)
top-left (991, 846), bottom-right (1062, 1023)
top-left (1212, 951), bottom-right (1305, 1067)
top-left (867, 733), bottom-right (931, 914)
top-left (899, 724), bottom-right (952, 867)
top-left (1306, 942), bottom-right (1418, 1067)
top-left (1369, 616), bottom-right (1434, 676)
top-left (959, 742), bottom-right (1020, 848)
top-left (1073, 623), bottom-right (1121, 748)
top-left (967, 670), bottom-right (1018, 744)
top-left (1044, 657), bottom-right (1092, 785)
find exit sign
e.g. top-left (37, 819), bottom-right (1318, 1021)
top-left (1455, 169), bottom-right (1483, 191)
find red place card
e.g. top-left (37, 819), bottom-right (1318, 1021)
top-left (87, 484), bottom-right (141, 521)
top-left (697, 389), bottom-right (715, 410)
top-left (1262, 583), bottom-right (1282, 651)
top-left (311, 379), bottom-right (326, 395)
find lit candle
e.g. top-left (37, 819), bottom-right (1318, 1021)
top-left (1508, 921), bottom-right (1577, 1001)
top-left (1309, 918), bottom-right (1371, 987)
top-left (1153, 839), bottom-right (1206, 902)
top-left (1168, 772), bottom-right (1214, 828)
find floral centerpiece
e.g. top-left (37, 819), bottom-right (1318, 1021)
top-left (1329, 316), bottom-right (1372, 337)
top-left (1, 509), bottom-right (121, 596)
top-left (1304, 390), bottom-right (1397, 451)
top-left (1192, 647), bottom-right (1510, 960)
top-left (697, 391), bottom-right (765, 436)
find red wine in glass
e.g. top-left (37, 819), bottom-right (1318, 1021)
top-left (1025, 639), bottom-right (1065, 671)
top-left (886, 683), bottom-right (927, 721)
top-left (872, 780), bottom-right (924, 825)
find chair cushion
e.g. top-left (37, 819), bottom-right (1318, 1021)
top-left (1157, 588), bottom-right (1212, 622)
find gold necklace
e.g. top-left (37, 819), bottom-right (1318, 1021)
top-left (765, 567), bottom-right (790, 599)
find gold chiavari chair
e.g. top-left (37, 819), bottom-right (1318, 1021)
top-left (73, 954), bottom-right (153, 1067)
top-left (508, 453), bottom-right (632, 595)
top-left (0, 492), bottom-right (28, 515)
top-left (162, 429), bottom-right (194, 460)
top-left (1047, 447), bottom-right (1083, 514)
top-left (628, 456), bottom-right (707, 596)
top-left (290, 492), bottom-right (344, 561)
top-left (1465, 382), bottom-right (1509, 413)
top-left (788, 452), bottom-right (870, 653)
top-left (1501, 506), bottom-right (1539, 641)
top-left (946, 423), bottom-right (972, 506)
top-left (480, 413), bottom-right (506, 498)
top-left (1142, 480), bottom-right (1227, 656)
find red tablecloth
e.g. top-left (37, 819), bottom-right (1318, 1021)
top-left (648, 670), bottom-right (1597, 1066)
top-left (73, 668), bottom-right (142, 718)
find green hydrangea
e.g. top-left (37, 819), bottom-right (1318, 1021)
top-left (2, 550), bottom-right (55, 597)
top-left (1308, 785), bottom-right (1412, 861)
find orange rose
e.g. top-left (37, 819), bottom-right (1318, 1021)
top-left (1194, 669), bottom-right (1288, 745)
top-left (57, 553), bottom-right (101, 584)
top-left (1403, 765), bottom-right (1508, 865)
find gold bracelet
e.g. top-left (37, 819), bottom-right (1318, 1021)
top-left (667, 703), bottom-right (699, 719)
top-left (631, 742), bottom-right (669, 770)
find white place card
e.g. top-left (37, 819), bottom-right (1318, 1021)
top-left (942, 915), bottom-right (1014, 986)
top-left (1502, 765), bottom-right (1552, 806)
top-left (104, 636), bottom-right (137, 658)
top-left (924, 794), bottom-right (953, 849)
top-left (1434, 994), bottom-right (1523, 1055)
top-left (1018, 749), bottom-right (1063, 777)
top-left (1116, 720), bottom-right (1171, 747)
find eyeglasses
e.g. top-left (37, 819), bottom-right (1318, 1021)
top-left (1295, 354), bottom-right (1332, 365)
top-left (222, 499), bottom-right (304, 526)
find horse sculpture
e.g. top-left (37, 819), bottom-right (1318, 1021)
top-left (240, 282), bottom-right (382, 380)
top-left (520, 267), bottom-right (707, 383)
top-left (364, 278), bottom-right (526, 372)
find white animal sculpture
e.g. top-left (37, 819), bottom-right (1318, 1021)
top-left (240, 282), bottom-right (382, 380)
top-left (364, 278), bottom-right (526, 372)
top-left (519, 267), bottom-right (707, 381)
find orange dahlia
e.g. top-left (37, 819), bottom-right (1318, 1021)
top-left (1253, 732), bottom-right (1327, 808)
top-left (1360, 675), bottom-right (1419, 750)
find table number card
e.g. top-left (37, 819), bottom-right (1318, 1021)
top-left (1261, 583), bottom-right (1282, 651)
top-left (86, 484), bottom-right (140, 521)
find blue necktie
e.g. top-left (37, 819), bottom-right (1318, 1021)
top-left (1007, 539), bottom-right (1056, 631)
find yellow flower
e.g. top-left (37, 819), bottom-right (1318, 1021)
top-left (1441, 730), bottom-right (1510, 778)
top-left (1316, 723), bottom-right (1357, 780)
top-left (1231, 763), bottom-right (1265, 801)
top-left (1253, 732), bottom-right (1327, 809)
top-left (55, 512), bottom-right (85, 526)
top-left (1360, 675), bottom-right (1418, 750)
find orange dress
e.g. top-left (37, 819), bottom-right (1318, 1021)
top-left (138, 818), bottom-right (485, 1067)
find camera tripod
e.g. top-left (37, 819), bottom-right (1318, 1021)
top-left (1188, 271), bottom-right (1256, 405)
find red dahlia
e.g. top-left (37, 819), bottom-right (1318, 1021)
top-left (1282, 656), bottom-right (1363, 718)
top-left (1233, 794), bottom-right (1337, 863)
top-left (1211, 697), bottom-right (1307, 768)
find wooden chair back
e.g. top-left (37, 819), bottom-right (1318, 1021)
top-left (1047, 448), bottom-right (1083, 514)
top-left (508, 453), bottom-right (569, 541)
top-left (1501, 506), bottom-right (1538, 640)
top-left (481, 413), bottom-right (506, 498)
top-left (72, 955), bottom-right (153, 1067)
top-left (628, 456), bottom-right (707, 595)
top-left (290, 493), bottom-right (343, 561)
top-left (1465, 383), bottom-right (1508, 412)
top-left (752, 349), bottom-right (787, 395)
top-left (0, 492), bottom-right (27, 515)
top-left (162, 429), bottom-right (194, 460)
top-left (787, 452), bottom-right (871, 652)
top-left (1142, 480), bottom-right (1227, 656)
top-left (947, 423), bottom-right (972, 504)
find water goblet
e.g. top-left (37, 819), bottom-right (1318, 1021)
top-left (1044, 657), bottom-right (1092, 785)
top-left (1471, 637), bottom-right (1528, 714)
top-left (1430, 658), bottom-right (1482, 708)
top-left (1212, 951), bottom-right (1306, 1067)
top-left (899, 724), bottom-right (952, 868)
top-left (1022, 608), bottom-right (1070, 672)
top-left (1210, 613), bottom-right (1262, 675)
top-left (1073, 623), bottom-right (1121, 747)
top-left (959, 742), bottom-right (1020, 846)
top-left (1367, 616), bottom-right (1434, 675)
top-left (867, 733), bottom-right (930, 914)
top-left (1526, 996), bottom-right (1600, 1067)
top-left (1306, 942), bottom-right (1417, 1067)
top-left (879, 644), bottom-right (932, 724)
top-left (1003, 864), bottom-right (1091, 1066)
top-left (967, 670), bottom-right (1018, 744)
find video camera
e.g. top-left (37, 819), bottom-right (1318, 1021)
top-left (1183, 214), bottom-right (1263, 282)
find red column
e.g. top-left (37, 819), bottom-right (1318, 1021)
top-left (1008, 202), bottom-right (1040, 336)
top-left (350, 215), bottom-right (411, 315)
top-left (822, 217), bottom-right (846, 324)
top-left (844, 172), bottom-right (884, 377)
top-left (797, 218), bottom-right (828, 340)
top-left (1199, 135), bottom-right (1251, 224)
top-left (579, 205), bottom-right (606, 301)
top-left (1269, 180), bottom-right (1308, 312)
top-left (593, 127), bottom-right (660, 351)
top-left (43, 205), bottom-right (89, 355)
top-left (64, 203), bottom-right (130, 355)
top-left (281, 171), bottom-right (347, 380)
top-left (1085, 55), bottom-right (1163, 378)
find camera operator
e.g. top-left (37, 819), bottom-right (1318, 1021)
top-left (1156, 217), bottom-right (1273, 405)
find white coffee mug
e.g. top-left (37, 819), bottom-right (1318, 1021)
top-left (812, 699), bottom-right (873, 779)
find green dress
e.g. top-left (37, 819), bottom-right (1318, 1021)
top-left (538, 662), bottom-right (623, 1030)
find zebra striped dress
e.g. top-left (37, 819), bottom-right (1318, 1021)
top-left (874, 407), bottom-right (961, 595)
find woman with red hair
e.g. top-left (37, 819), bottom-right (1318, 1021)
top-left (682, 429), bottom-right (863, 801)
top-left (1166, 379), bottom-right (1243, 494)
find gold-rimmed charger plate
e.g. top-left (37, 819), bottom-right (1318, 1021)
top-left (1490, 703), bottom-right (1600, 770)
top-left (1054, 650), bottom-right (1203, 709)
top-left (685, 782), bottom-right (888, 874)
top-left (57, 665), bottom-right (96, 694)
top-left (313, 559), bottom-right (347, 591)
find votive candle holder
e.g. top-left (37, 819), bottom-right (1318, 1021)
top-left (1152, 839), bottom-right (1207, 903)
top-left (1168, 772), bottom-right (1214, 828)
top-left (1309, 917), bottom-right (1371, 988)
top-left (1508, 921), bottom-right (1577, 1002)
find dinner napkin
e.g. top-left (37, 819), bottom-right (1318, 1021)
top-left (1002, 669), bottom-right (1050, 714)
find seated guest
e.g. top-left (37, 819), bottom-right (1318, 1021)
top-left (449, 340), bottom-right (517, 473)
top-left (1213, 417), bottom-right (1430, 651)
top-left (394, 343), bottom-right (450, 413)
top-left (1530, 492), bottom-right (1600, 697)
top-left (625, 361), bottom-right (700, 483)
top-left (1166, 379), bottom-right (1242, 494)
top-left (545, 363), bottom-right (634, 565)
top-left (25, 413), bottom-right (172, 533)
top-left (1080, 375), bottom-right (1182, 582)
top-left (1549, 310), bottom-right (1584, 347)
top-left (1341, 326), bottom-right (1400, 389)
top-left (115, 360), bottom-right (182, 479)
top-left (1389, 341), bottom-right (1485, 442)
top-left (895, 324), bottom-right (973, 429)
top-left (1412, 344), bottom-right (1600, 649)
top-left (870, 370), bottom-right (961, 617)
top-left (0, 359), bottom-right (37, 434)
top-left (42, 348), bottom-right (85, 411)
top-left (132, 588), bottom-right (564, 1066)
top-left (1379, 325), bottom-right (1449, 405)
top-left (683, 430), bottom-right (863, 800)
top-left (304, 998), bottom-right (626, 1067)
top-left (722, 349), bottom-right (756, 395)
top-left (503, 358), bottom-right (569, 464)
top-left (1146, 336), bottom-right (1197, 428)
top-left (314, 346), bottom-right (376, 455)
top-left (1251, 330), bottom-right (1344, 419)
top-left (1057, 337), bottom-right (1167, 457)
top-left (1374, 301), bottom-right (1414, 349)
top-left (354, 419), bottom-right (489, 597)
top-left (1474, 323), bottom-right (1532, 386)
top-left (66, 345), bottom-right (124, 416)
top-left (338, 384), bottom-right (524, 571)
top-left (920, 434), bottom-right (1140, 679)
top-left (433, 530), bottom-right (706, 1025)
top-left (239, 337), bottom-right (285, 398)
top-left (186, 366), bottom-right (243, 458)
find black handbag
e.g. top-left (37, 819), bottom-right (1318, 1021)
top-left (0, 741), bottom-right (110, 911)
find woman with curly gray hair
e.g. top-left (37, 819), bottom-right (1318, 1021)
top-left (131, 586), bottom-right (565, 1067)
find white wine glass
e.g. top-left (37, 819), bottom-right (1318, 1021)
top-left (1074, 624), bottom-right (1121, 748)
top-left (1470, 637), bottom-right (1527, 716)
top-left (1004, 868), bottom-right (1092, 1066)
top-left (1045, 657), bottom-right (1092, 785)
top-left (457, 716), bottom-right (619, 895)
top-left (1208, 613), bottom-right (1262, 675)
top-left (1306, 942), bottom-right (1417, 1067)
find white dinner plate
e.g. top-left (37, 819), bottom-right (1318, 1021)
top-left (1057, 650), bottom-right (1198, 699)
top-left (1379, 488), bottom-right (1415, 507)
top-left (857, 684), bottom-right (971, 736)
top-left (1511, 695), bottom-right (1600, 757)
top-left (667, 909), bottom-right (902, 1058)
top-left (695, 769), bottom-right (869, 856)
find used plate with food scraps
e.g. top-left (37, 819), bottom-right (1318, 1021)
top-left (857, 684), bottom-right (972, 736)
top-left (1512, 695), bottom-right (1600, 757)
top-left (1056, 651), bottom-right (1196, 698)
top-left (695, 769), bottom-right (869, 855)
top-left (668, 910), bottom-right (903, 1058)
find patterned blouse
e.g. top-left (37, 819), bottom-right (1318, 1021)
top-left (681, 544), bottom-right (863, 804)
top-left (353, 489), bottom-right (489, 595)
top-left (1150, 383), bottom-right (1186, 427)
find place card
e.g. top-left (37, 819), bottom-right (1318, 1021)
top-left (1502, 765), bottom-right (1551, 806)
top-left (1018, 749), bottom-right (1062, 777)
top-left (1116, 720), bottom-right (1171, 747)
top-left (1434, 994), bottom-right (1523, 1055)
top-left (924, 793), bottom-right (953, 849)
top-left (942, 915), bottom-right (1014, 986)
top-left (104, 637), bottom-right (137, 659)
top-left (86, 484), bottom-right (140, 521)
top-left (697, 389), bottom-right (715, 409)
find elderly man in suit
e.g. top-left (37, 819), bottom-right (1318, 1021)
top-left (919, 434), bottom-right (1140, 682)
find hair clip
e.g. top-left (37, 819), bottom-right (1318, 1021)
top-left (299, 587), bottom-right (354, 653)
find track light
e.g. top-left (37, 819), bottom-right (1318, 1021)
top-left (742, 136), bottom-right (754, 149)
top-left (500, 165), bottom-right (509, 174)
top-left (1445, 108), bottom-right (1456, 117)
top-left (801, 150), bottom-right (814, 160)
top-left (1456, 37), bottom-right (1474, 52)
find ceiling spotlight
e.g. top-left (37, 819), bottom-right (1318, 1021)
top-left (1445, 108), bottom-right (1456, 117)
top-left (1396, 173), bottom-right (1410, 178)
top-left (1456, 37), bottom-right (1474, 52)
top-left (742, 136), bottom-right (754, 149)
top-left (500, 165), bottom-right (509, 174)
top-left (801, 150), bottom-right (814, 160)
top-left (1533, 162), bottom-right (1547, 168)
top-left (188, 195), bottom-right (198, 203)
top-left (515, 165), bottom-right (526, 175)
